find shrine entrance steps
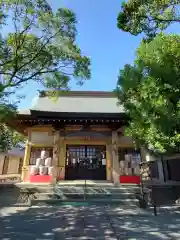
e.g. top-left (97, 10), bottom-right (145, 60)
top-left (18, 181), bottom-right (141, 207)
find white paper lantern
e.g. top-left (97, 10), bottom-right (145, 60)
top-left (35, 158), bottom-right (42, 168)
top-left (30, 166), bottom-right (38, 175)
top-left (39, 166), bottom-right (48, 175)
top-left (45, 157), bottom-right (52, 167)
top-left (40, 150), bottom-right (46, 159)
top-left (48, 166), bottom-right (55, 176)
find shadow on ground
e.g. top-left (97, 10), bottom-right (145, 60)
top-left (0, 205), bottom-right (117, 240)
top-left (0, 204), bottom-right (180, 239)
top-left (108, 206), bottom-right (180, 239)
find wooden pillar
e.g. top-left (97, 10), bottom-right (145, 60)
top-left (106, 143), bottom-right (112, 181)
top-left (112, 131), bottom-right (120, 184)
top-left (23, 142), bottom-right (31, 166)
top-left (52, 132), bottom-right (66, 181)
top-left (58, 137), bottom-right (65, 180)
top-left (21, 137), bottom-right (31, 182)
top-left (51, 131), bottom-right (59, 183)
top-left (53, 131), bottom-right (60, 167)
top-left (59, 137), bottom-right (65, 166)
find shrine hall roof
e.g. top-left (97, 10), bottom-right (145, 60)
top-left (19, 91), bottom-right (124, 115)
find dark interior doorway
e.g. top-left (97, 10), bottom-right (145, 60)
top-left (65, 145), bottom-right (106, 180)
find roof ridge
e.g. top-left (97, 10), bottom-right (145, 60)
top-left (39, 90), bottom-right (116, 98)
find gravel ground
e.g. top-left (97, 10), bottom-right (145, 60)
top-left (1, 204), bottom-right (180, 239)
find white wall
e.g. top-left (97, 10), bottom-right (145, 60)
top-left (30, 132), bottom-right (54, 145)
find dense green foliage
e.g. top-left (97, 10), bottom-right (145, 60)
top-left (0, 0), bottom-right (91, 151)
top-left (0, 124), bottom-right (25, 152)
top-left (0, 0), bottom-right (90, 93)
top-left (117, 0), bottom-right (180, 40)
top-left (116, 33), bottom-right (180, 152)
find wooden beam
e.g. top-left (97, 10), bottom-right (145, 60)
top-left (108, 123), bottom-right (123, 131)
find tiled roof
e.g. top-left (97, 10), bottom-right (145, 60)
top-left (28, 91), bottom-right (124, 114)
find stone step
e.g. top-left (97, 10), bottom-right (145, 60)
top-left (54, 186), bottom-right (140, 191)
top-left (52, 188), bottom-right (139, 195)
top-left (53, 191), bottom-right (137, 196)
top-left (1, 185), bottom-right (141, 194)
top-left (35, 192), bottom-right (138, 201)
top-left (28, 190), bottom-right (140, 198)
top-left (56, 181), bottom-right (139, 186)
top-left (30, 185), bottom-right (141, 203)
top-left (16, 183), bottom-right (140, 192)
top-left (55, 185), bottom-right (140, 189)
top-left (0, 184), bottom-right (141, 208)
top-left (56, 187), bottom-right (140, 192)
top-left (30, 198), bottom-right (139, 206)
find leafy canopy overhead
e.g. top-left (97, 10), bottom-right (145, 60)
top-left (116, 33), bottom-right (180, 153)
top-left (0, 0), bottom-right (91, 151)
top-left (117, 0), bottom-right (180, 40)
top-left (0, 0), bottom-right (90, 93)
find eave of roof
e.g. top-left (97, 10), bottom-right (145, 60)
top-left (31, 110), bottom-right (126, 119)
top-left (14, 91), bottom-right (126, 127)
top-left (39, 90), bottom-right (117, 98)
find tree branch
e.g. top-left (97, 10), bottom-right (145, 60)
top-left (138, 14), bottom-right (180, 23)
top-left (16, 31), bottom-right (60, 74)
top-left (8, 68), bottom-right (59, 88)
top-left (8, 9), bottom-right (36, 85)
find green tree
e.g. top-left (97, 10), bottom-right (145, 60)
top-left (0, 124), bottom-right (11, 152)
top-left (116, 33), bottom-right (180, 152)
top-left (117, 0), bottom-right (180, 40)
top-left (0, 124), bottom-right (25, 152)
top-left (0, 0), bottom-right (90, 151)
top-left (0, 0), bottom-right (90, 93)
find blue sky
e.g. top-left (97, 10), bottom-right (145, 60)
top-left (11, 0), bottom-right (179, 109)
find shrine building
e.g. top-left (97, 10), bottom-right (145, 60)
top-left (8, 91), bottom-right (141, 184)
